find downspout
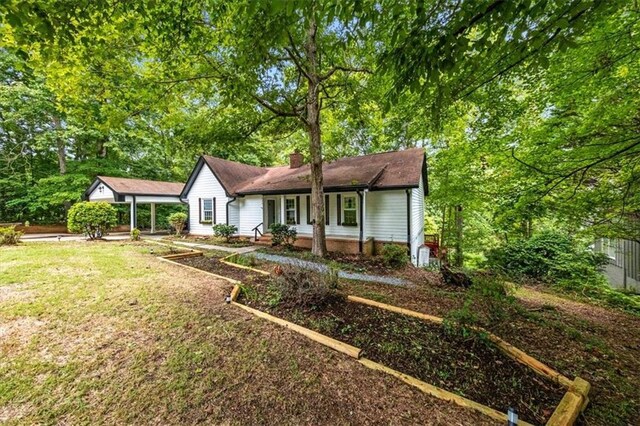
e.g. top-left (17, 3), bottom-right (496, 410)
top-left (226, 197), bottom-right (237, 226)
top-left (357, 191), bottom-right (363, 253)
top-left (406, 189), bottom-right (411, 256)
top-left (181, 198), bottom-right (190, 232)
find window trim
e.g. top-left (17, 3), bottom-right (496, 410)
top-left (285, 197), bottom-right (297, 225)
top-left (341, 194), bottom-right (358, 227)
top-left (200, 198), bottom-right (215, 224)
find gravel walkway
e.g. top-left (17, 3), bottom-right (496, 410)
top-left (250, 252), bottom-right (408, 286)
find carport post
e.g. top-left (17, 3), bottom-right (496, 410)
top-left (150, 203), bottom-right (156, 234)
top-left (130, 197), bottom-right (137, 231)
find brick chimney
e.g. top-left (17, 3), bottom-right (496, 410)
top-left (289, 151), bottom-right (304, 169)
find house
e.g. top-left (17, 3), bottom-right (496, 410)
top-left (85, 176), bottom-right (184, 234)
top-left (594, 238), bottom-right (640, 293)
top-left (180, 148), bottom-right (428, 265)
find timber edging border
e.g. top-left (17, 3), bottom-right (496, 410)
top-left (159, 249), bottom-right (590, 426)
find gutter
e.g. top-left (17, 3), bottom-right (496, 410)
top-left (357, 191), bottom-right (363, 253)
top-left (406, 189), bottom-right (411, 256)
top-left (226, 197), bottom-right (237, 225)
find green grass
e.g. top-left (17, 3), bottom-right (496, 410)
top-left (4, 241), bottom-right (474, 425)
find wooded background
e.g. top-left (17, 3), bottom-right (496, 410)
top-left (1, 0), bottom-right (637, 262)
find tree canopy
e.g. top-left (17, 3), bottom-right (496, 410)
top-left (0, 0), bottom-right (636, 258)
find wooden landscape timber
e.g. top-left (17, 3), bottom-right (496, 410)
top-left (220, 253), bottom-right (271, 275)
top-left (232, 301), bottom-right (362, 359)
top-left (348, 295), bottom-right (574, 388)
top-left (160, 252), bottom-right (591, 426)
top-left (161, 251), bottom-right (203, 260)
top-left (546, 378), bottom-right (591, 426)
top-left (358, 357), bottom-right (535, 426)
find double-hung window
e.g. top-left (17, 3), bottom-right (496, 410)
top-left (342, 196), bottom-right (357, 226)
top-left (202, 199), bottom-right (213, 223)
top-left (285, 198), bottom-right (297, 225)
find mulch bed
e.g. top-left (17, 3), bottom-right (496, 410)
top-left (239, 277), bottom-right (565, 425)
top-left (176, 256), bottom-right (264, 282)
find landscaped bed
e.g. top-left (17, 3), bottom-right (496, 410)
top-left (236, 275), bottom-right (565, 424)
top-left (176, 255), bottom-right (266, 283)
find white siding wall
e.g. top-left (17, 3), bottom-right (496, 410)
top-left (365, 190), bottom-right (408, 243)
top-left (88, 184), bottom-right (115, 202)
top-left (185, 166), bottom-right (228, 235)
top-left (410, 176), bottom-right (425, 265)
top-left (238, 195), bottom-right (264, 236)
top-left (228, 200), bottom-right (240, 232)
top-left (277, 193), bottom-right (361, 239)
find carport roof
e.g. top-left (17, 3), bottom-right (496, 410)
top-left (87, 176), bottom-right (184, 197)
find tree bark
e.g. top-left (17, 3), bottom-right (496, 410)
top-left (53, 116), bottom-right (66, 175)
top-left (454, 205), bottom-right (463, 267)
top-left (305, 11), bottom-right (327, 257)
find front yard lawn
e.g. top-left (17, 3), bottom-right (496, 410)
top-left (0, 242), bottom-right (495, 425)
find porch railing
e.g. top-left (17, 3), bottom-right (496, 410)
top-left (252, 222), bottom-right (263, 241)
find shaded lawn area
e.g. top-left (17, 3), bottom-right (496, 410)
top-left (0, 242), bottom-right (495, 425)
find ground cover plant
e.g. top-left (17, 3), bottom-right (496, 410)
top-left (0, 226), bottom-right (22, 245)
top-left (1, 242), bottom-right (498, 425)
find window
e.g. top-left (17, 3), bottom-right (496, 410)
top-left (342, 195), bottom-right (357, 226)
top-left (285, 198), bottom-right (296, 225)
top-left (202, 199), bottom-right (213, 223)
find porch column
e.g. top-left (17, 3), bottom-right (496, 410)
top-left (150, 203), bottom-right (156, 234)
top-left (362, 190), bottom-right (367, 242)
top-left (129, 197), bottom-right (137, 230)
top-left (280, 195), bottom-right (285, 224)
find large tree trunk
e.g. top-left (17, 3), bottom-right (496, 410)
top-left (305, 13), bottom-right (327, 257)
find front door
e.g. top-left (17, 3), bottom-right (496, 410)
top-left (266, 199), bottom-right (276, 231)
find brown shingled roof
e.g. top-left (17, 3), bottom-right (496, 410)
top-left (97, 176), bottom-right (184, 196)
top-left (193, 148), bottom-right (426, 196)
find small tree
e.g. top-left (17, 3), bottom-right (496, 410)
top-left (67, 201), bottom-right (117, 240)
top-left (213, 224), bottom-right (237, 243)
top-left (168, 212), bottom-right (188, 236)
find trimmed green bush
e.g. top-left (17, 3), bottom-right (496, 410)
top-left (381, 243), bottom-right (409, 268)
top-left (168, 212), bottom-right (188, 236)
top-left (130, 228), bottom-right (141, 241)
top-left (67, 201), bottom-right (117, 240)
top-left (0, 226), bottom-right (22, 245)
top-left (213, 223), bottom-right (238, 242)
top-left (269, 223), bottom-right (297, 248)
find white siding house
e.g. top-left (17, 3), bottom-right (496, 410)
top-left (180, 148), bottom-right (428, 265)
top-left (186, 164), bottom-right (229, 235)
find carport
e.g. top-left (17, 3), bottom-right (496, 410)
top-left (85, 176), bottom-right (185, 233)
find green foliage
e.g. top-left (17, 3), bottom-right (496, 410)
top-left (381, 244), bottom-right (409, 268)
top-left (554, 278), bottom-right (640, 316)
top-left (486, 231), bottom-right (607, 283)
top-left (445, 274), bottom-right (517, 334)
top-left (130, 228), bottom-right (141, 241)
top-left (212, 224), bottom-right (238, 243)
top-left (167, 212), bottom-right (188, 236)
top-left (67, 202), bottom-right (117, 240)
top-left (0, 226), bottom-right (22, 245)
top-left (271, 266), bottom-right (339, 309)
top-left (269, 223), bottom-right (297, 248)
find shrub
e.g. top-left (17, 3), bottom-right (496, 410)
top-left (445, 273), bottom-right (517, 334)
top-left (67, 201), bottom-right (117, 240)
top-left (168, 212), bottom-right (188, 236)
top-left (213, 223), bottom-right (238, 242)
top-left (271, 265), bottom-right (339, 308)
top-left (486, 230), bottom-right (606, 284)
top-left (130, 228), bottom-right (141, 241)
top-left (269, 223), bottom-right (297, 248)
top-left (0, 226), bottom-right (22, 245)
top-left (381, 243), bottom-right (409, 268)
